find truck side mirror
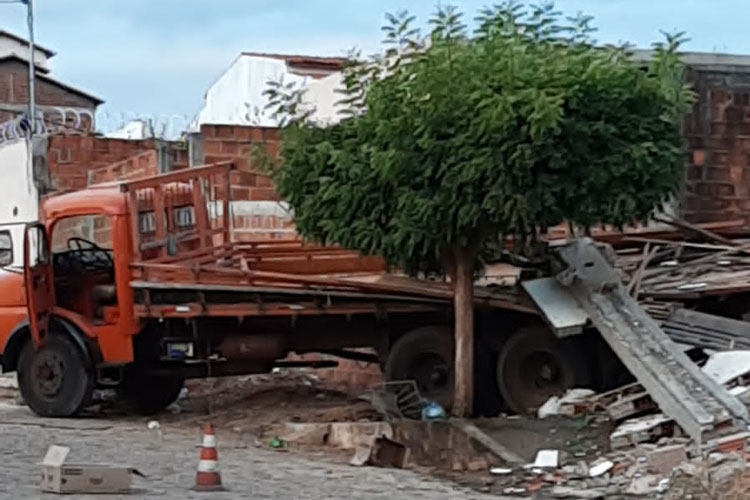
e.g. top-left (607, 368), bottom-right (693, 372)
top-left (0, 230), bottom-right (12, 267)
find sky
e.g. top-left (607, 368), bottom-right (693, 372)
top-left (0, 0), bottom-right (746, 133)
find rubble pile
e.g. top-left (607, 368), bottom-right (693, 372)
top-left (482, 434), bottom-right (750, 499)
top-left (501, 352), bottom-right (750, 499)
top-left (483, 384), bottom-right (750, 498)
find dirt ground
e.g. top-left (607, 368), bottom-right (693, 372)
top-left (0, 371), bottom-right (506, 500)
top-left (0, 370), bottom-right (731, 499)
top-left (92, 370), bottom-right (616, 497)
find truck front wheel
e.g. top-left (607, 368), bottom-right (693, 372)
top-left (17, 333), bottom-right (94, 417)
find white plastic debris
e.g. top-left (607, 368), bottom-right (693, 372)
top-left (532, 449), bottom-right (559, 469)
top-left (589, 460), bottom-right (614, 477)
top-left (728, 386), bottom-right (749, 397)
top-left (657, 477), bottom-right (670, 493)
top-left (702, 351), bottom-right (750, 385)
top-left (537, 388), bottom-right (595, 418)
top-left (489, 467), bottom-right (513, 475)
top-left (677, 283), bottom-right (707, 290)
top-left (147, 419), bottom-right (163, 446)
top-left (537, 396), bottom-right (561, 419)
top-left (610, 414), bottom-right (671, 441)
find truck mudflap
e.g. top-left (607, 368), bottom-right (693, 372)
top-left (554, 238), bottom-right (750, 447)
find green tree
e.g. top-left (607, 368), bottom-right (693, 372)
top-left (263, 2), bottom-right (692, 416)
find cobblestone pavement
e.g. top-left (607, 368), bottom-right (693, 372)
top-left (0, 404), bottom-right (514, 500)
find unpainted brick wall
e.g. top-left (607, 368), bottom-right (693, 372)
top-left (200, 124), bottom-right (297, 241)
top-left (48, 135), bottom-right (187, 190)
top-left (201, 124), bottom-right (280, 198)
top-left (87, 150), bottom-right (159, 185)
top-left (231, 211), bottom-right (296, 241)
top-left (682, 66), bottom-right (750, 223)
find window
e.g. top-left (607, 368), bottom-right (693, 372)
top-left (137, 206), bottom-right (195, 235)
top-left (26, 224), bottom-right (49, 266)
top-left (0, 230), bottom-right (12, 266)
top-left (51, 215), bottom-right (112, 253)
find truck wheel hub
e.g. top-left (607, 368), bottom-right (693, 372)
top-left (410, 353), bottom-right (449, 395)
top-left (523, 352), bottom-right (562, 390)
top-left (33, 352), bottom-right (64, 396)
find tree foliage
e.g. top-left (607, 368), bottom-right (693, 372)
top-left (263, 2), bottom-right (693, 275)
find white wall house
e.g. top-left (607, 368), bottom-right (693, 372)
top-left (0, 30), bottom-right (55, 73)
top-left (192, 52), bottom-right (347, 129)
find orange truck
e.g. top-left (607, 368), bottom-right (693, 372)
top-left (0, 138), bottom-right (619, 417)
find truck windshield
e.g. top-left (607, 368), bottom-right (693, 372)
top-left (50, 215), bottom-right (116, 320)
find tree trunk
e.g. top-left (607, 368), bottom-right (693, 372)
top-left (452, 249), bottom-right (474, 417)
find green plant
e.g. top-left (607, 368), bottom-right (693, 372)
top-left (262, 2), bottom-right (692, 415)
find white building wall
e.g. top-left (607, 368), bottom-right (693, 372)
top-left (192, 54), bottom-right (346, 130)
top-left (0, 139), bottom-right (39, 267)
top-left (0, 36), bottom-right (50, 71)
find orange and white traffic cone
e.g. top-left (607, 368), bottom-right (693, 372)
top-left (194, 422), bottom-right (224, 491)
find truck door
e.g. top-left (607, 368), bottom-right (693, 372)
top-left (24, 223), bottom-right (53, 346)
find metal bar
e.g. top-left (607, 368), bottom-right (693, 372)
top-left (223, 167), bottom-right (231, 244)
top-left (120, 161), bottom-right (235, 192)
top-left (151, 184), bottom-right (167, 258)
top-left (134, 302), bottom-right (441, 319)
top-left (129, 279), bottom-right (448, 303)
top-left (191, 176), bottom-right (209, 251)
top-left (318, 349), bottom-right (380, 363)
top-left (26, 0), bottom-right (35, 134)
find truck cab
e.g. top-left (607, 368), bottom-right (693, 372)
top-left (0, 172), bottom-right (145, 416)
top-left (0, 138), bottom-right (206, 416)
top-left (0, 148), bottom-right (418, 417)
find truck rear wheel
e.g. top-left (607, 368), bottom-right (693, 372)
top-left (120, 371), bottom-right (185, 415)
top-left (496, 325), bottom-right (589, 414)
top-left (384, 326), bottom-right (453, 410)
top-left (17, 333), bottom-right (94, 417)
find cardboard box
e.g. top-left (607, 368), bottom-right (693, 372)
top-left (40, 445), bottom-right (142, 494)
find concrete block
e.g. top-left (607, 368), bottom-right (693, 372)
top-left (280, 423), bottom-right (331, 446)
top-left (646, 444), bottom-right (687, 475)
top-left (328, 422), bottom-right (393, 450)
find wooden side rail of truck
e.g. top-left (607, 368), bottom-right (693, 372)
top-left (0, 161), bottom-right (622, 417)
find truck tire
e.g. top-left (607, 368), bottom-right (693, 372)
top-left (384, 326), bottom-right (453, 410)
top-left (496, 325), bottom-right (589, 414)
top-left (120, 371), bottom-right (185, 415)
top-left (17, 333), bottom-right (94, 417)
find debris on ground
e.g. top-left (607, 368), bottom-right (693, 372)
top-left (538, 389), bottom-right (596, 419)
top-left (531, 449), bottom-right (560, 469)
top-left (280, 422), bottom-right (331, 445)
top-left (267, 436), bottom-right (288, 450)
top-left (557, 238), bottom-right (750, 448)
top-left (40, 445), bottom-right (143, 494)
top-left (421, 401), bottom-right (448, 420)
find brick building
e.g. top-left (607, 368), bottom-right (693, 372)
top-left (0, 30), bottom-right (102, 130)
top-left (676, 53), bottom-right (750, 224)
